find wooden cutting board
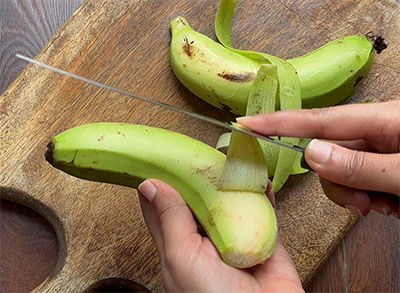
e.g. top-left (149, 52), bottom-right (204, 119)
top-left (1, 0), bottom-right (398, 291)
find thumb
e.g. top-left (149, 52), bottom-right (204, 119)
top-left (138, 179), bottom-right (199, 258)
top-left (305, 139), bottom-right (400, 195)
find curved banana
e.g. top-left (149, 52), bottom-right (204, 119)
top-left (46, 123), bottom-right (277, 268)
top-left (170, 17), bottom-right (261, 114)
top-left (170, 16), bottom-right (374, 115)
top-left (287, 36), bottom-right (373, 108)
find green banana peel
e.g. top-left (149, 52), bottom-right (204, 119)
top-left (215, 0), bottom-right (272, 62)
top-left (216, 3), bottom-right (302, 191)
top-left (268, 60), bottom-right (301, 192)
top-left (170, 17), bottom-right (261, 114)
top-left (245, 64), bottom-right (280, 177)
top-left (169, 2), bottom-right (374, 115)
top-left (47, 123), bottom-right (277, 268)
top-left (215, 0), bottom-right (374, 109)
top-left (219, 123), bottom-right (270, 193)
top-left (215, 131), bottom-right (309, 176)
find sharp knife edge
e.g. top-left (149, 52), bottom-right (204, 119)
top-left (16, 54), bottom-right (304, 153)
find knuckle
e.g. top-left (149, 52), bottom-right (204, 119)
top-left (158, 203), bottom-right (186, 227)
top-left (309, 107), bottom-right (334, 137)
top-left (342, 150), bottom-right (366, 183)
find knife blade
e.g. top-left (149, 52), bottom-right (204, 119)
top-left (16, 54), bottom-right (306, 156)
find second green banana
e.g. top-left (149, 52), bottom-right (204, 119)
top-left (169, 14), bottom-right (374, 115)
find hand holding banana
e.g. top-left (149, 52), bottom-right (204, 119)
top-left (238, 101), bottom-right (400, 218)
top-left (169, 0), bottom-right (387, 192)
top-left (44, 0), bottom-right (395, 285)
top-left (138, 179), bottom-right (303, 292)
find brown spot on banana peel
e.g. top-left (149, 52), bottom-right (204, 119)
top-left (183, 36), bottom-right (194, 57)
top-left (354, 76), bottom-right (363, 87)
top-left (218, 71), bottom-right (255, 82)
top-left (219, 103), bottom-right (232, 112)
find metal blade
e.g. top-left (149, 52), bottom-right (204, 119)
top-left (16, 54), bottom-right (304, 153)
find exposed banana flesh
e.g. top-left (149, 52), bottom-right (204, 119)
top-left (46, 123), bottom-right (277, 268)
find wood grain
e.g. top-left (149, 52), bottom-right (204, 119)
top-left (0, 0), bottom-right (84, 94)
top-left (0, 1), bottom-right (84, 292)
top-left (0, 0), bottom-right (399, 292)
top-left (346, 212), bottom-right (400, 292)
top-left (0, 198), bottom-right (58, 293)
top-left (306, 242), bottom-right (346, 292)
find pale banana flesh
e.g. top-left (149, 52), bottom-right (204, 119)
top-left (47, 123), bottom-right (277, 268)
top-left (169, 16), bottom-right (374, 115)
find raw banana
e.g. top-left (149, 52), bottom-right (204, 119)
top-left (46, 123), bottom-right (277, 268)
top-left (169, 16), bottom-right (374, 115)
top-left (170, 16), bottom-right (261, 114)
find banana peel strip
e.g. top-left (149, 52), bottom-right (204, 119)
top-left (216, 132), bottom-right (232, 150)
top-left (245, 64), bottom-right (279, 177)
top-left (215, 132), bottom-right (309, 176)
top-left (219, 123), bottom-right (269, 193)
top-left (216, 0), bottom-right (304, 191)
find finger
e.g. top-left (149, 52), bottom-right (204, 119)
top-left (328, 139), bottom-right (371, 152)
top-left (138, 179), bottom-right (199, 252)
top-left (237, 100), bottom-right (400, 141)
top-left (250, 237), bottom-right (302, 292)
top-left (368, 191), bottom-right (400, 219)
top-left (265, 180), bottom-right (276, 208)
top-left (138, 192), bottom-right (165, 254)
top-left (306, 139), bottom-right (400, 195)
top-left (319, 178), bottom-right (370, 216)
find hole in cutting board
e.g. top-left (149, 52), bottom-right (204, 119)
top-left (0, 194), bottom-right (60, 292)
top-left (85, 278), bottom-right (152, 292)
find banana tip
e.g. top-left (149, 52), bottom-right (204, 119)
top-left (45, 141), bottom-right (54, 165)
top-left (169, 16), bottom-right (190, 34)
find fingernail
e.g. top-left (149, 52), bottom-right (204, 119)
top-left (138, 180), bottom-right (157, 202)
top-left (268, 188), bottom-right (276, 207)
top-left (344, 205), bottom-right (363, 217)
top-left (265, 181), bottom-right (276, 207)
top-left (307, 139), bottom-right (332, 164)
top-left (236, 116), bottom-right (250, 125)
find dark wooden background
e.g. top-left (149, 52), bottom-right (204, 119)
top-left (0, 0), bottom-right (398, 292)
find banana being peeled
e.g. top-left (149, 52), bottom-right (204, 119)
top-left (169, 16), bottom-right (375, 115)
top-left (46, 123), bottom-right (277, 268)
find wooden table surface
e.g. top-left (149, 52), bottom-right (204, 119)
top-left (0, 1), bottom-right (398, 292)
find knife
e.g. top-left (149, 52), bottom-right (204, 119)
top-left (16, 54), bottom-right (400, 207)
top-left (16, 54), bottom-right (310, 168)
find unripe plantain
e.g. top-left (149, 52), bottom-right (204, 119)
top-left (170, 17), bottom-right (261, 114)
top-left (46, 123), bottom-right (277, 268)
top-left (287, 36), bottom-right (374, 108)
top-left (170, 17), bottom-right (374, 115)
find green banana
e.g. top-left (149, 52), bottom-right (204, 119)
top-left (170, 16), bottom-right (261, 114)
top-left (169, 16), bottom-right (374, 115)
top-left (288, 36), bottom-right (374, 108)
top-left (46, 123), bottom-right (277, 268)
